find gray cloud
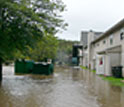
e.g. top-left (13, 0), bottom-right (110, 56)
top-left (56, 0), bottom-right (124, 41)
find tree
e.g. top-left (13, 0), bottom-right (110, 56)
top-left (0, 0), bottom-right (67, 81)
top-left (56, 39), bottom-right (79, 65)
top-left (25, 33), bottom-right (58, 61)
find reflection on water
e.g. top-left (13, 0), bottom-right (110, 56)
top-left (0, 66), bottom-right (124, 107)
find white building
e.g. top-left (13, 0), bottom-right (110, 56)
top-left (90, 19), bottom-right (124, 76)
top-left (80, 30), bottom-right (102, 68)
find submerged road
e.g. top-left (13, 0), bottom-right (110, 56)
top-left (0, 66), bottom-right (124, 107)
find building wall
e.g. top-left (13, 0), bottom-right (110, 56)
top-left (82, 48), bottom-right (88, 67)
top-left (87, 31), bottom-right (102, 68)
top-left (90, 27), bottom-right (124, 76)
top-left (80, 31), bottom-right (88, 46)
top-left (92, 28), bottom-right (124, 53)
top-left (121, 45), bottom-right (124, 77)
top-left (80, 30), bottom-right (102, 68)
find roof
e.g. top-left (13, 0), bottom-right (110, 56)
top-left (91, 18), bottom-right (124, 44)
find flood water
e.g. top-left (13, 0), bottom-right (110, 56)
top-left (0, 66), bottom-right (124, 107)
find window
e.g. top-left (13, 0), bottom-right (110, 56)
top-left (97, 43), bottom-right (99, 46)
top-left (120, 32), bottom-right (124, 40)
top-left (120, 28), bottom-right (124, 40)
top-left (110, 35), bottom-right (113, 45)
top-left (103, 40), bottom-right (106, 44)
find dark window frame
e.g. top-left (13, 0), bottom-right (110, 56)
top-left (103, 40), bottom-right (106, 44)
top-left (110, 35), bottom-right (113, 45)
top-left (120, 32), bottom-right (124, 40)
top-left (120, 28), bottom-right (124, 40)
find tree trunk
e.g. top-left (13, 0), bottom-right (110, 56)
top-left (0, 8), bottom-right (4, 82)
top-left (0, 58), bottom-right (2, 81)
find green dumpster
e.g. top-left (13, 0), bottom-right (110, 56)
top-left (15, 60), bottom-right (54, 75)
top-left (15, 60), bottom-right (34, 74)
top-left (48, 64), bottom-right (54, 75)
top-left (25, 60), bottom-right (34, 73)
top-left (32, 62), bottom-right (54, 75)
top-left (15, 60), bottom-right (25, 74)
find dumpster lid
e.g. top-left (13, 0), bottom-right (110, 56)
top-left (35, 62), bottom-right (48, 65)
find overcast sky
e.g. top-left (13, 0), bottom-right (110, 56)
top-left (56, 0), bottom-right (124, 41)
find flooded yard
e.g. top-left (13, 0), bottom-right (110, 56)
top-left (0, 66), bottom-right (124, 107)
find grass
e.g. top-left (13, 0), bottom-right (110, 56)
top-left (100, 76), bottom-right (124, 87)
top-left (80, 66), bottom-right (88, 70)
top-left (80, 65), bottom-right (124, 87)
top-left (92, 70), bottom-right (96, 73)
top-left (80, 66), bottom-right (96, 73)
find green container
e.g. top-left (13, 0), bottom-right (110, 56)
top-left (15, 60), bottom-right (34, 74)
top-left (48, 64), bottom-right (54, 74)
top-left (15, 60), bottom-right (54, 75)
top-left (25, 60), bottom-right (34, 73)
top-left (72, 57), bottom-right (78, 65)
top-left (32, 63), bottom-right (54, 75)
top-left (15, 60), bottom-right (25, 74)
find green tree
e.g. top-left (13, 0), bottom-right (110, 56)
top-left (26, 33), bottom-right (58, 61)
top-left (0, 0), bottom-right (67, 81)
top-left (56, 39), bottom-right (79, 65)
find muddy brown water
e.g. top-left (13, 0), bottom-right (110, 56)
top-left (0, 66), bottom-right (124, 107)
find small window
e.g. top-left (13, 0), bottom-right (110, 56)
top-left (120, 28), bottom-right (124, 40)
top-left (120, 32), bottom-right (124, 40)
top-left (110, 35), bottom-right (113, 45)
top-left (103, 40), bottom-right (106, 44)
